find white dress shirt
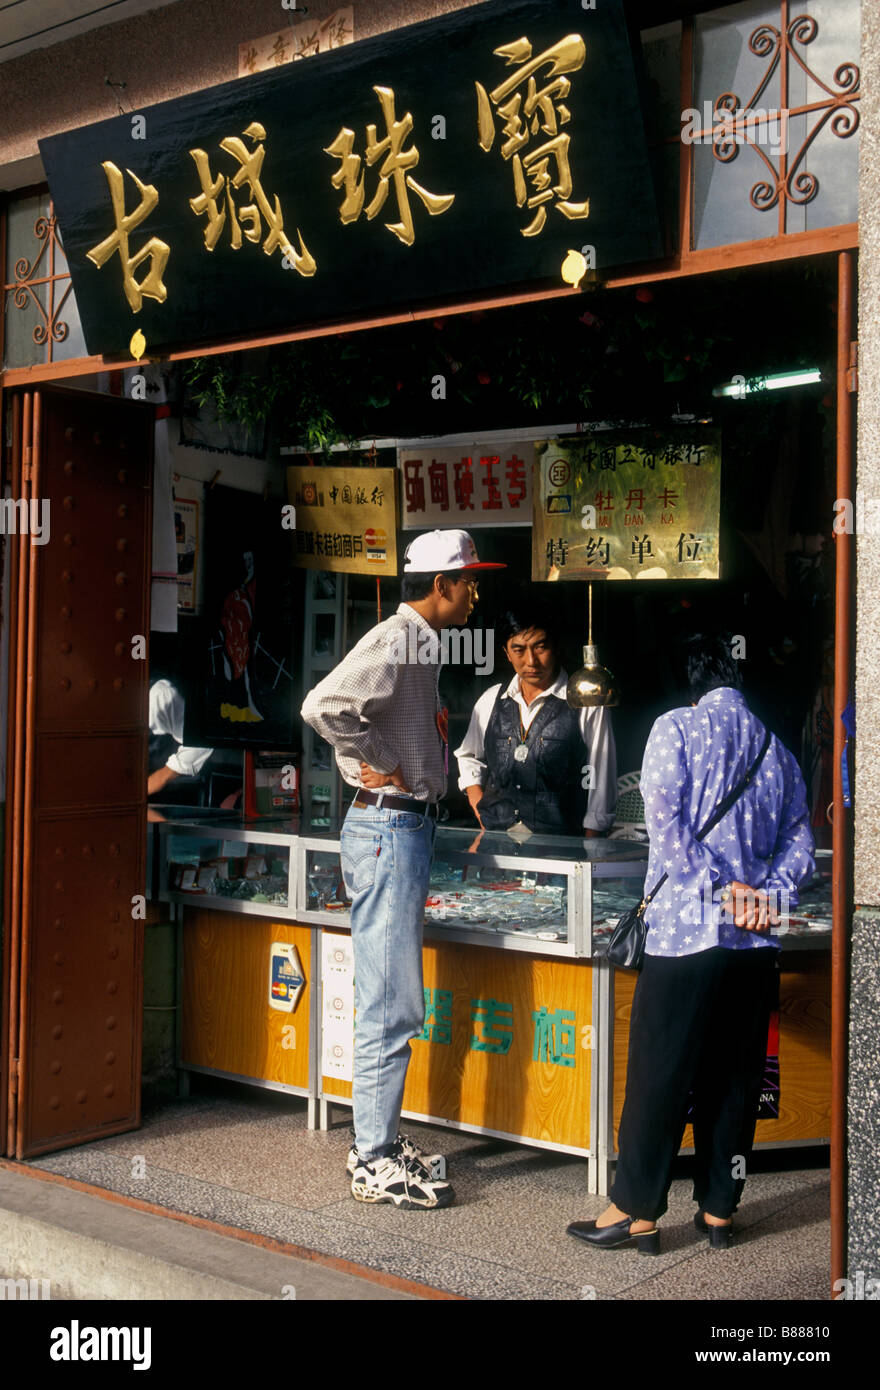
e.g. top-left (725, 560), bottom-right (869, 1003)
top-left (454, 670), bottom-right (617, 832)
top-left (149, 679), bottom-right (213, 779)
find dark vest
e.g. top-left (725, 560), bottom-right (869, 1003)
top-left (478, 687), bottom-right (587, 835)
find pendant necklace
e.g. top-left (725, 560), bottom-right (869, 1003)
top-left (514, 708), bottom-right (530, 762)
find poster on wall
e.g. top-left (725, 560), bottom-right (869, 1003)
top-left (398, 442), bottom-right (535, 529)
top-left (183, 485), bottom-right (298, 748)
top-left (174, 496), bottom-right (199, 612)
top-left (757, 1009), bottom-right (781, 1120)
top-left (287, 465), bottom-right (398, 575)
top-left (532, 429), bottom-right (721, 581)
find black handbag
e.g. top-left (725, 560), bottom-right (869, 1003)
top-left (606, 728), bottom-right (772, 971)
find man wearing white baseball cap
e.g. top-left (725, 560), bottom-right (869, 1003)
top-left (301, 529), bottom-right (504, 1209)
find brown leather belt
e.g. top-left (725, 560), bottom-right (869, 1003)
top-left (352, 788), bottom-right (438, 817)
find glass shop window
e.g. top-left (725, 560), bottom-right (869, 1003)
top-left (691, 0), bottom-right (860, 249)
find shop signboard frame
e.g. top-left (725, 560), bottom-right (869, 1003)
top-left (532, 427), bottom-right (722, 581)
top-left (38, 0), bottom-right (662, 360)
top-left (287, 464), bottom-right (399, 575)
top-left (398, 440), bottom-right (537, 530)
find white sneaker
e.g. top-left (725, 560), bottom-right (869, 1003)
top-left (350, 1143), bottom-right (454, 1209)
top-left (346, 1133), bottom-right (446, 1180)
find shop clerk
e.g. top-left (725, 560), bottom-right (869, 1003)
top-left (147, 677), bottom-right (213, 798)
top-left (455, 604), bottom-right (617, 836)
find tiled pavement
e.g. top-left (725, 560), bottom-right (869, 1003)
top-left (24, 1081), bottom-right (830, 1301)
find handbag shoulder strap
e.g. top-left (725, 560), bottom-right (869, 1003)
top-left (638, 724), bottom-right (772, 913)
top-left (695, 725), bottom-right (772, 842)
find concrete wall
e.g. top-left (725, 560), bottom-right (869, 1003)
top-left (849, 0), bottom-right (880, 1286)
top-left (0, 0), bottom-right (483, 188)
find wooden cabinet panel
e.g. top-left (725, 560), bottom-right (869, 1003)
top-left (181, 909), bottom-right (311, 1090)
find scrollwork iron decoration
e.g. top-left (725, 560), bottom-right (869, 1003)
top-left (9, 206), bottom-right (73, 356)
top-left (710, 9), bottom-right (859, 220)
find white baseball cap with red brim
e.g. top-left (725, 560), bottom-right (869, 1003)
top-left (403, 528), bottom-right (506, 573)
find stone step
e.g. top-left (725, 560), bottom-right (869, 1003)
top-left (0, 1167), bottom-right (416, 1301)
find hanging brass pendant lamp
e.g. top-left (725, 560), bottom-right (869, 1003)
top-left (567, 583), bottom-right (620, 708)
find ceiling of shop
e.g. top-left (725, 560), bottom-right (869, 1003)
top-left (0, 0), bottom-right (184, 65)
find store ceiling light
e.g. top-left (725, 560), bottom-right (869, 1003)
top-left (713, 369), bottom-right (822, 398)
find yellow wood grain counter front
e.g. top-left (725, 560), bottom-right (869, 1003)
top-left (182, 909), bottom-right (311, 1090)
top-left (323, 939), bottom-right (594, 1151)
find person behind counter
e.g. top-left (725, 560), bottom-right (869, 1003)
top-left (148, 676), bottom-right (213, 800)
top-left (454, 603), bottom-right (617, 837)
top-left (301, 528), bottom-right (505, 1212)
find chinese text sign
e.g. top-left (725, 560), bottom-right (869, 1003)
top-left (532, 430), bottom-right (721, 581)
top-left (398, 443), bottom-right (535, 528)
top-left (287, 465), bottom-right (398, 575)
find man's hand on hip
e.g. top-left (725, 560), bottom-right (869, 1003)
top-left (359, 761), bottom-right (412, 794)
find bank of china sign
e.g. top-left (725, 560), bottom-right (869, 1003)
top-left (40, 0), bottom-right (661, 358)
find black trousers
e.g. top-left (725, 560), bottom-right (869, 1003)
top-left (610, 946), bottom-right (780, 1222)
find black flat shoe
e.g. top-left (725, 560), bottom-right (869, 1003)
top-left (694, 1211), bottom-right (734, 1248)
top-left (567, 1216), bottom-right (660, 1256)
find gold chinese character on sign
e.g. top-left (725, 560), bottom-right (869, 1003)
top-left (476, 34), bottom-right (590, 237)
top-left (325, 86), bottom-right (455, 246)
top-left (189, 121), bottom-right (316, 276)
top-left (86, 162), bottom-right (170, 312)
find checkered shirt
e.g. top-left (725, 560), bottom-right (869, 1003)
top-left (301, 603), bottom-right (446, 802)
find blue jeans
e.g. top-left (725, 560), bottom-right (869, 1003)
top-left (339, 801), bottom-right (436, 1162)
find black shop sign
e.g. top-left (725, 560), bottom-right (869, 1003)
top-left (40, 0), bottom-right (662, 358)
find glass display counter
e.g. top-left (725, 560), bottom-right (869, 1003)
top-left (151, 812), bottom-right (300, 918)
top-left (150, 814), bottom-right (831, 951)
top-left (151, 815), bottom-right (651, 956)
top-left (297, 824), bottom-right (651, 958)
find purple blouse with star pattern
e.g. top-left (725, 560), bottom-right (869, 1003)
top-left (639, 687), bottom-right (816, 957)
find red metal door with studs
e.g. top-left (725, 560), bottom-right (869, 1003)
top-left (2, 386), bottom-right (152, 1158)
